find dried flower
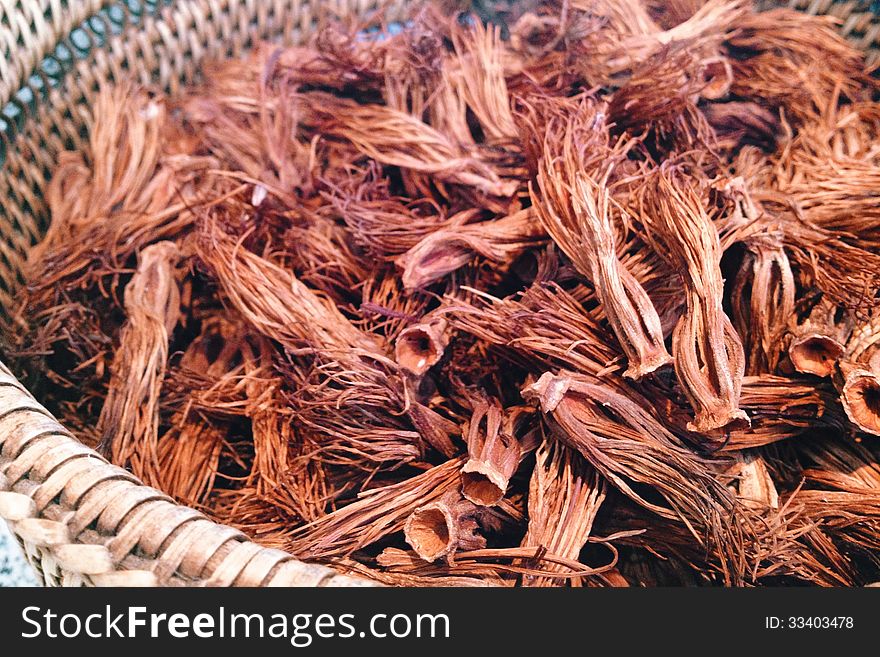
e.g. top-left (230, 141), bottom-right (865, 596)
top-left (638, 168), bottom-right (749, 434)
top-left (787, 298), bottom-right (850, 378)
top-left (724, 181), bottom-right (795, 375)
top-left (460, 400), bottom-right (525, 506)
top-left (97, 241), bottom-right (183, 483)
top-left (404, 491), bottom-right (486, 563)
top-left (303, 92), bottom-right (518, 200)
top-left (520, 439), bottom-right (607, 586)
top-left (727, 375), bottom-right (848, 450)
top-left (18, 2), bottom-right (880, 588)
top-left (287, 458), bottom-right (465, 559)
top-left (837, 311), bottom-right (880, 436)
top-left (395, 315), bottom-right (450, 377)
top-left (396, 208), bottom-right (544, 290)
top-left (525, 98), bottom-right (672, 379)
top-left (523, 371), bottom-right (748, 584)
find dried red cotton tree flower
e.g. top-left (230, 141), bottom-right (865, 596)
top-left (525, 98), bottom-right (671, 379)
top-left (638, 167), bottom-right (749, 434)
top-left (723, 179), bottom-right (795, 375)
top-left (730, 230), bottom-right (794, 375)
top-left (395, 315), bottom-right (450, 377)
top-left (96, 241), bottom-right (183, 484)
top-left (448, 19), bottom-right (519, 145)
top-left (286, 458), bottom-right (465, 560)
top-left (793, 440), bottom-right (880, 565)
top-left (21, 84), bottom-right (204, 370)
top-left (520, 439), bottom-right (608, 587)
top-left (396, 208), bottom-right (544, 290)
top-left (787, 298), bottom-right (850, 378)
top-left (726, 375), bottom-right (848, 451)
top-left (155, 317), bottom-right (240, 505)
top-left (17, 1), bottom-right (880, 587)
top-left (404, 491), bottom-right (486, 563)
top-left (198, 219), bottom-right (458, 465)
top-left (837, 312), bottom-right (880, 436)
top-left (460, 400), bottom-right (525, 506)
top-left (607, 45), bottom-right (720, 136)
top-left (444, 277), bottom-right (619, 379)
top-left (303, 92), bottom-right (518, 200)
top-left (726, 8), bottom-right (872, 122)
top-left (523, 371), bottom-right (748, 585)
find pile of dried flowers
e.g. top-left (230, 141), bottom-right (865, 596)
top-left (11, 0), bottom-right (880, 586)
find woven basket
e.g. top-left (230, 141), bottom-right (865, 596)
top-left (0, 0), bottom-right (876, 588)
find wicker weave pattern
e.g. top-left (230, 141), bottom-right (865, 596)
top-left (0, 0), bottom-right (109, 109)
top-left (764, 0), bottom-right (880, 65)
top-left (0, 0), bottom-right (871, 587)
top-left (0, 360), bottom-right (378, 586)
